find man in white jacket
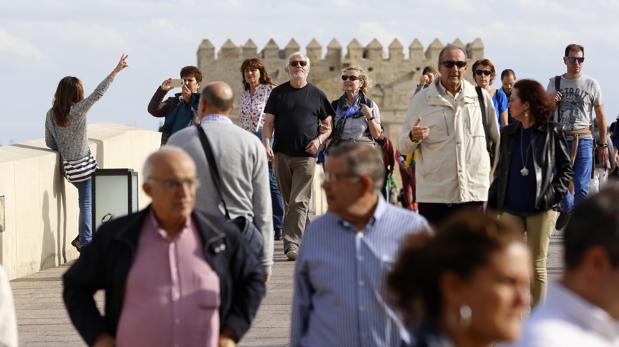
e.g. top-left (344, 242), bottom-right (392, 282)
top-left (398, 44), bottom-right (499, 225)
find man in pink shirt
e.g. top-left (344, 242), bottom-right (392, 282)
top-left (63, 147), bottom-right (265, 347)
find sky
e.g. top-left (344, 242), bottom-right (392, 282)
top-left (2, 0), bottom-right (619, 145)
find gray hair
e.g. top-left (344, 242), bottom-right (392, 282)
top-left (285, 51), bottom-right (311, 69)
top-left (437, 44), bottom-right (467, 64)
top-left (328, 143), bottom-right (384, 194)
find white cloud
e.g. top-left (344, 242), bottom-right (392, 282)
top-left (0, 28), bottom-right (46, 62)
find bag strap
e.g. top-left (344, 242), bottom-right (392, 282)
top-left (195, 124), bottom-right (231, 219)
top-left (555, 75), bottom-right (562, 123)
top-left (475, 86), bottom-right (490, 144)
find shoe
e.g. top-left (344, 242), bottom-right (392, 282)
top-left (274, 228), bottom-right (282, 241)
top-left (71, 236), bottom-right (82, 253)
top-left (556, 211), bottom-right (570, 230)
top-left (285, 245), bottom-right (298, 261)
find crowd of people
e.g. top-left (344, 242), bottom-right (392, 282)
top-left (0, 42), bottom-right (618, 347)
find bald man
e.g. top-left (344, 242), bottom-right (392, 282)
top-left (63, 147), bottom-right (265, 347)
top-left (168, 81), bottom-right (274, 279)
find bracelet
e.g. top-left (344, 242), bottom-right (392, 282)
top-left (367, 116), bottom-right (375, 121)
top-left (597, 143), bottom-right (608, 149)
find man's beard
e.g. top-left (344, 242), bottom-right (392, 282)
top-left (291, 71), bottom-right (306, 80)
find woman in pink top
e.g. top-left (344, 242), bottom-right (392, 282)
top-left (238, 58), bottom-right (283, 241)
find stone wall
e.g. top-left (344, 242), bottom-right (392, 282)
top-left (197, 37), bottom-right (484, 142)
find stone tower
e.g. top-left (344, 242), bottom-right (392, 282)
top-left (196, 37), bottom-right (484, 141)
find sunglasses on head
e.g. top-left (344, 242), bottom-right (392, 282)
top-left (475, 69), bottom-right (492, 76)
top-left (289, 60), bottom-right (308, 67)
top-left (341, 75), bottom-right (360, 81)
top-left (566, 56), bottom-right (585, 64)
top-left (440, 60), bottom-right (467, 68)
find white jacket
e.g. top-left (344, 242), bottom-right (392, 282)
top-left (398, 80), bottom-right (500, 203)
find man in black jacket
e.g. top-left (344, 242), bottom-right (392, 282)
top-left (63, 147), bottom-right (265, 347)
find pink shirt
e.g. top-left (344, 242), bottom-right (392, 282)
top-left (239, 84), bottom-right (274, 132)
top-left (116, 212), bottom-right (220, 347)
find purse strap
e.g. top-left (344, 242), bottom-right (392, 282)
top-left (195, 124), bottom-right (231, 219)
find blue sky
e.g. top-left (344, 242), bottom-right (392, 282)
top-left (2, 0), bottom-right (619, 144)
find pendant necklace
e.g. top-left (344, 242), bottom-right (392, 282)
top-left (520, 127), bottom-right (532, 176)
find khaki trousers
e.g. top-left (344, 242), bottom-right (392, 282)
top-left (273, 153), bottom-right (316, 251)
top-left (501, 210), bottom-right (558, 307)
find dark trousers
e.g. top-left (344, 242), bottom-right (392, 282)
top-left (418, 201), bottom-right (485, 226)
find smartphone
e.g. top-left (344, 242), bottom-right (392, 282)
top-left (170, 79), bottom-right (184, 88)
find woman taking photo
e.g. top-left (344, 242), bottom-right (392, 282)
top-left (488, 79), bottom-right (573, 306)
top-left (388, 211), bottom-right (531, 347)
top-left (238, 57), bottom-right (284, 241)
top-left (327, 66), bottom-right (383, 150)
top-left (473, 59), bottom-right (509, 128)
top-left (45, 54), bottom-right (129, 251)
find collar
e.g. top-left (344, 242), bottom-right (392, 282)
top-left (547, 283), bottom-right (619, 342)
top-left (201, 114), bottom-right (232, 124)
top-left (436, 79), bottom-right (463, 98)
top-left (335, 195), bottom-right (388, 230)
top-left (147, 209), bottom-right (192, 240)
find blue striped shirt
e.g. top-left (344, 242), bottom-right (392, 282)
top-left (290, 197), bottom-right (430, 347)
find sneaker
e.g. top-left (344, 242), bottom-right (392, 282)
top-left (274, 228), bottom-right (282, 241)
top-left (71, 236), bottom-right (82, 253)
top-left (556, 211), bottom-right (570, 230)
top-left (285, 245), bottom-right (298, 261)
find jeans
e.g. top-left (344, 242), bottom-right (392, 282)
top-left (560, 138), bottom-right (593, 213)
top-left (254, 130), bottom-right (284, 230)
top-left (71, 178), bottom-right (92, 246)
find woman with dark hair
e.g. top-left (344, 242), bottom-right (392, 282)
top-left (238, 57), bottom-right (284, 240)
top-left (488, 79), bottom-right (573, 306)
top-left (327, 66), bottom-right (383, 150)
top-left (45, 54), bottom-right (128, 251)
top-left (473, 59), bottom-right (509, 128)
top-left (388, 211), bottom-right (531, 347)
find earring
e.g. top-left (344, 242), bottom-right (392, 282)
top-left (458, 305), bottom-right (472, 330)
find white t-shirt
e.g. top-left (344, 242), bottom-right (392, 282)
top-left (547, 74), bottom-right (603, 132)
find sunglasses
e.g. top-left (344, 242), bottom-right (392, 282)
top-left (566, 56), bottom-right (585, 64)
top-left (289, 60), bottom-right (308, 67)
top-left (341, 75), bottom-right (360, 81)
top-left (475, 69), bottom-right (492, 76)
top-left (440, 60), bottom-right (467, 68)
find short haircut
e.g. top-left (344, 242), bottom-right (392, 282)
top-left (472, 58), bottom-right (496, 84)
top-left (565, 44), bottom-right (585, 57)
top-left (387, 211), bottom-right (522, 324)
top-left (201, 82), bottom-right (234, 113)
top-left (180, 65), bottom-right (203, 83)
top-left (327, 143), bottom-right (384, 194)
top-left (286, 51), bottom-right (311, 68)
top-left (341, 66), bottom-right (369, 92)
top-left (564, 185), bottom-right (619, 269)
top-left (501, 69), bottom-right (516, 80)
top-left (437, 44), bottom-right (467, 64)
top-left (513, 79), bottom-right (555, 125)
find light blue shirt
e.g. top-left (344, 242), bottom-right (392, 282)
top-left (290, 197), bottom-right (430, 347)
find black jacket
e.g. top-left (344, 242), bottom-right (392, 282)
top-left (63, 207), bottom-right (265, 346)
top-left (488, 122), bottom-right (573, 211)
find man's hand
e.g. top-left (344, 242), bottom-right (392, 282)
top-left (264, 144), bottom-right (274, 161)
top-left (161, 78), bottom-right (173, 92)
top-left (182, 84), bottom-right (192, 102)
top-left (93, 334), bottom-right (115, 347)
top-left (419, 74), bottom-right (430, 85)
top-left (597, 146), bottom-right (609, 165)
top-left (553, 91), bottom-right (562, 103)
top-left (305, 138), bottom-right (321, 155)
top-left (408, 118), bottom-right (430, 142)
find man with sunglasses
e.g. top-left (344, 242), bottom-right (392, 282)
top-left (262, 52), bottom-right (334, 261)
top-left (63, 147), bottom-right (265, 347)
top-left (397, 44), bottom-right (499, 225)
top-left (547, 44), bottom-right (607, 229)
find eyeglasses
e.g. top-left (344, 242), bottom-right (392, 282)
top-left (341, 75), bottom-right (360, 81)
top-left (320, 172), bottom-right (359, 183)
top-left (475, 69), bottom-right (492, 76)
top-left (148, 177), bottom-right (200, 191)
top-left (289, 60), bottom-right (308, 67)
top-left (566, 56), bottom-right (585, 64)
top-left (440, 60), bottom-right (467, 68)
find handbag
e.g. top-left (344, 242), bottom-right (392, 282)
top-left (62, 151), bottom-right (98, 183)
top-left (195, 125), bottom-right (264, 258)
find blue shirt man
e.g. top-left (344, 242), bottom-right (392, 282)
top-left (290, 143), bottom-right (429, 347)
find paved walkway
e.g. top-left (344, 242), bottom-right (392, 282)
top-left (11, 230), bottom-right (564, 346)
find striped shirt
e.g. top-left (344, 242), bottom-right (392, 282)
top-left (290, 197), bottom-right (430, 347)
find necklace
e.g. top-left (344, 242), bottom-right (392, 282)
top-left (520, 127), bottom-right (532, 176)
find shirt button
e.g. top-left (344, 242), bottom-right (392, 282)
top-left (357, 256), bottom-right (364, 262)
top-left (358, 281), bottom-right (365, 287)
top-left (362, 332), bottom-right (368, 338)
top-left (175, 318), bottom-right (180, 325)
top-left (359, 306), bottom-right (366, 312)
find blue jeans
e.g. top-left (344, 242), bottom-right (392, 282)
top-left (71, 178), bottom-right (92, 246)
top-left (254, 130), bottom-right (284, 230)
top-left (560, 138), bottom-right (593, 213)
